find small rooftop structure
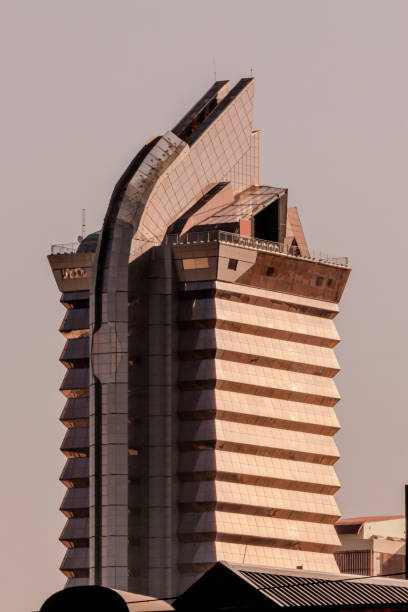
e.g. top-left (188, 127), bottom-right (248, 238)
top-left (51, 231), bottom-right (100, 255)
top-left (336, 515), bottom-right (405, 538)
top-left (77, 231), bottom-right (100, 253)
top-left (335, 516), bottom-right (406, 578)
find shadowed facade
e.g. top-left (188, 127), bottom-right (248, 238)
top-left (48, 78), bottom-right (350, 597)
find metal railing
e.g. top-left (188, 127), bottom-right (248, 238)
top-left (166, 230), bottom-right (349, 268)
top-left (50, 242), bottom-right (78, 255)
top-left (51, 231), bottom-right (349, 267)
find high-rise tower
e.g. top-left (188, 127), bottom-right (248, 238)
top-left (48, 78), bottom-right (350, 597)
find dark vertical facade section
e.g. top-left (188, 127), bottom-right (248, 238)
top-left (48, 246), bottom-right (96, 587)
top-left (89, 219), bottom-right (132, 589)
top-left (127, 252), bottom-right (149, 587)
top-left (144, 246), bottom-right (179, 595)
top-left (127, 246), bottom-right (180, 594)
top-left (59, 292), bottom-right (90, 586)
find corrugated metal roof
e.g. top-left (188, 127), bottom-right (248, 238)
top-left (227, 562), bottom-right (408, 607)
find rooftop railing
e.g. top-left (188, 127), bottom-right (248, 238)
top-left (50, 242), bottom-right (78, 255)
top-left (51, 231), bottom-right (349, 267)
top-left (166, 230), bottom-right (349, 268)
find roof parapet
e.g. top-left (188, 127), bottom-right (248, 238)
top-left (166, 229), bottom-right (350, 268)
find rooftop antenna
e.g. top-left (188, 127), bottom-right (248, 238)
top-left (250, 67), bottom-right (254, 77)
top-left (82, 208), bottom-right (86, 239)
top-left (213, 58), bottom-right (217, 82)
top-left (78, 209), bottom-right (86, 243)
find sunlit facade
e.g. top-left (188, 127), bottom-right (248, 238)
top-left (48, 78), bottom-right (350, 597)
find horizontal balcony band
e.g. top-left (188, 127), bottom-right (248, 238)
top-left (60, 548), bottom-right (89, 575)
top-left (60, 428), bottom-right (89, 449)
top-left (60, 569), bottom-right (89, 579)
top-left (178, 408), bottom-right (338, 436)
top-left (60, 368), bottom-right (89, 393)
top-left (59, 308), bottom-right (89, 339)
top-left (61, 426), bottom-right (89, 443)
top-left (178, 472), bottom-right (339, 495)
top-left (60, 518), bottom-right (89, 548)
top-left (179, 440), bottom-right (338, 466)
top-left (178, 480), bottom-right (340, 522)
top-left (179, 348), bottom-right (339, 378)
top-left (179, 318), bottom-right (338, 348)
top-left (179, 420), bottom-right (339, 463)
top-left (179, 359), bottom-right (340, 407)
top-left (59, 369), bottom-right (89, 387)
top-left (61, 291), bottom-right (89, 308)
top-left (178, 502), bottom-right (338, 524)
top-left (60, 478), bottom-right (89, 489)
top-left (60, 389), bottom-right (89, 400)
top-left (178, 389), bottom-right (340, 435)
top-left (178, 283), bottom-right (339, 319)
top-left (179, 328), bottom-right (339, 378)
top-left (60, 428), bottom-right (89, 458)
top-left (60, 359), bottom-right (89, 369)
top-left (61, 449), bottom-right (88, 459)
top-left (178, 511), bottom-right (339, 548)
top-left (60, 518), bottom-right (88, 536)
top-left (178, 296), bottom-right (340, 347)
top-left (60, 397), bottom-right (89, 428)
top-left (60, 337), bottom-right (89, 365)
top-left (60, 330), bottom-right (89, 340)
top-left (60, 458), bottom-right (89, 488)
top-left (179, 380), bottom-right (339, 408)
top-left (60, 488), bottom-right (89, 518)
top-left (178, 450), bottom-right (340, 494)
top-left (60, 419), bottom-right (89, 429)
top-left (60, 538), bottom-right (89, 549)
top-left (61, 508), bottom-right (89, 519)
top-left (178, 532), bottom-right (338, 554)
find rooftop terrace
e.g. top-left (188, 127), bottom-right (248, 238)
top-left (51, 231), bottom-right (349, 268)
top-left (166, 230), bottom-right (350, 268)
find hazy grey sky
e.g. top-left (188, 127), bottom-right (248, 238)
top-left (1, 0), bottom-right (408, 610)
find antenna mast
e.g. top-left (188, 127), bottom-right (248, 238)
top-left (82, 209), bottom-right (86, 239)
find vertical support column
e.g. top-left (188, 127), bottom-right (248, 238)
top-left (89, 378), bottom-right (101, 586)
top-left (89, 220), bottom-right (132, 590)
top-left (140, 245), bottom-right (178, 597)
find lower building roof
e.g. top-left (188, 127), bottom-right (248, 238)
top-left (174, 561), bottom-right (408, 610)
top-left (336, 515), bottom-right (405, 535)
